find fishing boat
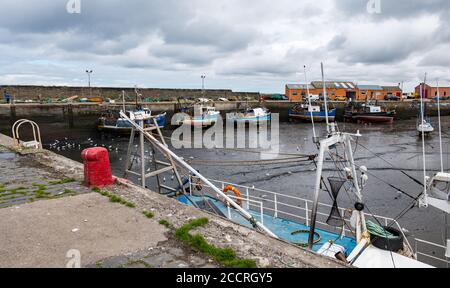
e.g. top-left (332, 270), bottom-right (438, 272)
top-left (119, 65), bottom-right (449, 268)
top-left (344, 101), bottom-right (396, 124)
top-left (174, 104), bottom-right (220, 127)
top-left (98, 109), bottom-right (166, 134)
top-left (289, 102), bottom-right (336, 122)
top-left (226, 107), bottom-right (271, 123)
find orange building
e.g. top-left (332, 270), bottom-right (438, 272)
top-left (286, 81), bottom-right (357, 101)
top-left (356, 85), bottom-right (401, 100)
top-left (286, 81), bottom-right (403, 101)
top-left (357, 85), bottom-right (384, 100)
top-left (415, 83), bottom-right (450, 99)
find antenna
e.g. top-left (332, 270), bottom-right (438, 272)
top-left (304, 65), bottom-right (318, 142)
top-left (321, 62), bottom-right (330, 134)
top-left (420, 73), bottom-right (428, 197)
top-left (437, 80), bottom-right (444, 173)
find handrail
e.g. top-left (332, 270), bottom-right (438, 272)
top-left (12, 119), bottom-right (42, 150)
top-left (415, 238), bottom-right (450, 266)
top-left (198, 177), bottom-right (414, 253)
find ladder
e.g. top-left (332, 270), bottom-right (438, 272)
top-left (12, 119), bottom-right (43, 151)
top-left (123, 113), bottom-right (186, 195)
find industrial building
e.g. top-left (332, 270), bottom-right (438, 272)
top-left (415, 83), bottom-right (450, 99)
top-left (286, 82), bottom-right (357, 101)
top-left (286, 82), bottom-right (402, 101)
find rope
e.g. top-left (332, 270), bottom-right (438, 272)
top-left (291, 230), bottom-right (321, 247)
top-left (187, 157), bottom-right (313, 167)
top-left (366, 221), bottom-right (398, 239)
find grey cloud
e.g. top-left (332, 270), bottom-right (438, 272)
top-left (336, 0), bottom-right (450, 19)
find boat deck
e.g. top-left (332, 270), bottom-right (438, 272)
top-left (177, 195), bottom-right (357, 256)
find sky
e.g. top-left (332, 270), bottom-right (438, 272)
top-left (0, 0), bottom-right (449, 93)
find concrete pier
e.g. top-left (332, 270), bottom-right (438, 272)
top-left (0, 133), bottom-right (347, 268)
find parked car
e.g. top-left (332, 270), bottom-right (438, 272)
top-left (433, 96), bottom-right (450, 101)
top-left (385, 95), bottom-right (401, 101)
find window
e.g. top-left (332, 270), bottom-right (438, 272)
top-left (445, 92), bottom-right (447, 96)
top-left (436, 91), bottom-right (438, 96)
top-left (293, 92), bottom-right (298, 96)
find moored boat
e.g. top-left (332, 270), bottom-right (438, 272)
top-left (174, 104), bottom-right (220, 127)
top-left (344, 102), bottom-right (396, 124)
top-left (289, 103), bottom-right (336, 122)
top-left (226, 107), bottom-right (271, 123)
top-left (98, 109), bottom-right (166, 134)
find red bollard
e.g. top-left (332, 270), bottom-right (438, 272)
top-left (81, 147), bottom-right (115, 188)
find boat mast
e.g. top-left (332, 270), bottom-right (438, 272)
top-left (304, 65), bottom-right (318, 142)
top-left (321, 63), bottom-right (331, 134)
top-left (122, 90), bottom-right (126, 113)
top-left (437, 80), bottom-right (444, 173)
top-left (420, 73), bottom-right (428, 198)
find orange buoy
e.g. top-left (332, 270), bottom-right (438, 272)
top-left (223, 185), bottom-right (243, 207)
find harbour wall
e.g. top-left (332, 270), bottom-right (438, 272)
top-left (0, 85), bottom-right (260, 102)
top-left (1, 101), bottom-right (450, 126)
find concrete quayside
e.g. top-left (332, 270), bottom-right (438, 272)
top-left (0, 133), bottom-right (347, 268)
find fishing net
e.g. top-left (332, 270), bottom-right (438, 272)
top-left (326, 177), bottom-right (346, 227)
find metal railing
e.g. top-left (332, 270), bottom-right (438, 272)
top-left (12, 119), bottom-right (42, 150)
top-left (415, 238), bottom-right (450, 267)
top-left (189, 176), bottom-right (415, 253)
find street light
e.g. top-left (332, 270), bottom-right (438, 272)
top-left (201, 74), bottom-right (206, 93)
top-left (86, 70), bottom-right (93, 98)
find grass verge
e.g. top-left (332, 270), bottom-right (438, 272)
top-left (48, 179), bottom-right (76, 185)
top-left (143, 210), bottom-right (155, 219)
top-left (92, 187), bottom-right (135, 208)
top-left (175, 218), bottom-right (257, 268)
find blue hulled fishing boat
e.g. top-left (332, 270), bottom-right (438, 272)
top-left (289, 103), bottom-right (336, 122)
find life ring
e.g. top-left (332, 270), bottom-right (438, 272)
top-left (223, 185), bottom-right (243, 207)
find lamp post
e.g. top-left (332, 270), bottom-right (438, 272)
top-left (86, 70), bottom-right (93, 98)
top-left (201, 74), bottom-right (206, 94)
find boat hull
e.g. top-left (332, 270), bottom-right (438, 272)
top-left (98, 113), bottom-right (167, 134)
top-left (227, 115), bottom-right (272, 123)
top-left (345, 112), bottom-right (395, 124)
top-left (289, 109), bottom-right (337, 122)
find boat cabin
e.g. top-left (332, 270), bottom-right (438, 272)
top-left (427, 172), bottom-right (450, 213)
top-left (308, 106), bottom-right (321, 113)
top-left (366, 105), bottom-right (382, 113)
top-left (192, 105), bottom-right (216, 116)
top-left (250, 108), bottom-right (269, 117)
top-left (128, 109), bottom-right (152, 121)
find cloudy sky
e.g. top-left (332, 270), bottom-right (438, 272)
top-left (0, 0), bottom-right (448, 93)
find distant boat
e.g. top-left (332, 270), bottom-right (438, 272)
top-left (344, 101), bottom-right (396, 124)
top-left (417, 118), bottom-right (434, 134)
top-left (226, 107), bottom-right (271, 123)
top-left (174, 104), bottom-right (220, 127)
top-left (98, 109), bottom-right (166, 134)
top-left (289, 103), bottom-right (336, 122)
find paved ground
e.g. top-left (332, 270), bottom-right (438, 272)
top-left (0, 192), bottom-right (170, 268)
top-left (0, 146), bottom-right (218, 268)
top-left (0, 134), bottom-right (346, 268)
top-left (0, 146), bottom-right (91, 208)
